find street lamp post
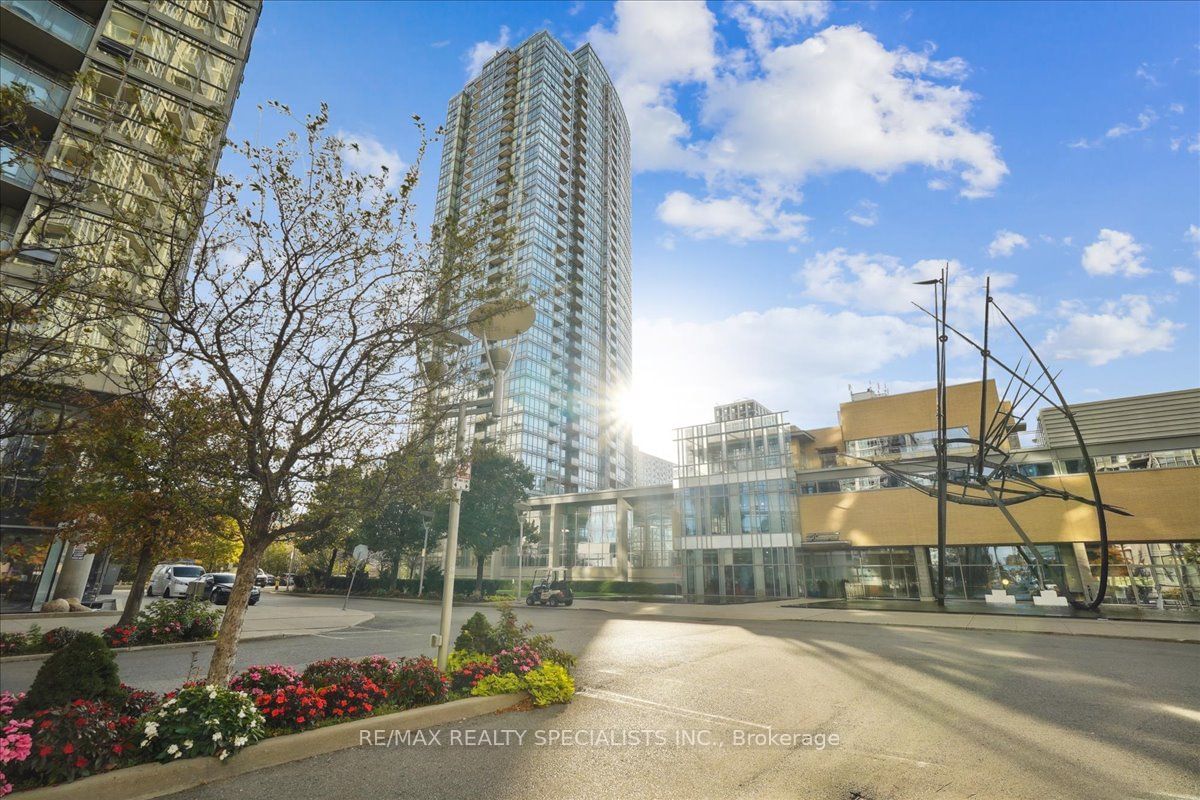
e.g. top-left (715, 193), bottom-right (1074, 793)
top-left (514, 500), bottom-right (531, 600)
top-left (433, 299), bottom-right (535, 672)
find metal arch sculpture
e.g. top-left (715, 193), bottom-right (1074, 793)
top-left (850, 266), bottom-right (1127, 611)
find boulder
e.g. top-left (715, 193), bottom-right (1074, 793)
top-left (67, 598), bottom-right (93, 612)
top-left (40, 598), bottom-right (70, 613)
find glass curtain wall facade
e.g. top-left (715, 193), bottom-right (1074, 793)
top-left (676, 407), bottom-right (801, 600)
top-left (433, 31), bottom-right (633, 495)
top-left (1, 0), bottom-right (258, 610)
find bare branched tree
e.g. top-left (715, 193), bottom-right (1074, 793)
top-left (131, 103), bottom-right (513, 683)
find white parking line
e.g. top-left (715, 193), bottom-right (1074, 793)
top-left (577, 687), bottom-right (772, 731)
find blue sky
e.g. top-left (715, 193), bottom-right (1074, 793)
top-left (232, 1), bottom-right (1200, 459)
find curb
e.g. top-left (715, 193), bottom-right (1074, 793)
top-left (20, 692), bottom-right (529, 800)
top-left (0, 610), bottom-right (122, 621)
top-left (574, 603), bottom-right (1200, 644)
top-left (287, 592), bottom-right (495, 607)
top-left (0, 633), bottom-right (300, 664)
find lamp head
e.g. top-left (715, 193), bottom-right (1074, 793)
top-left (467, 298), bottom-right (535, 342)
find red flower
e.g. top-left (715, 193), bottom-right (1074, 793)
top-left (75, 756), bottom-right (89, 769)
top-left (39, 745), bottom-right (53, 757)
top-left (62, 742), bottom-right (75, 754)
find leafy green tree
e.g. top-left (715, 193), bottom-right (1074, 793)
top-left (359, 500), bottom-right (428, 591)
top-left (33, 383), bottom-right (242, 625)
top-left (443, 446), bottom-right (533, 597)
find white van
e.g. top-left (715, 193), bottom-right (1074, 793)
top-left (147, 563), bottom-right (206, 597)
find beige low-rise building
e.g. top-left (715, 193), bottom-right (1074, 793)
top-left (474, 383), bottom-right (1199, 608)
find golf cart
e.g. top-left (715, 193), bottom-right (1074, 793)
top-left (526, 567), bottom-right (573, 607)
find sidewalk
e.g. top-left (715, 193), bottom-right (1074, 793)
top-left (570, 598), bottom-right (1200, 643)
top-left (0, 592), bottom-right (373, 642)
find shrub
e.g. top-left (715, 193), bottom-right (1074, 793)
top-left (16, 700), bottom-right (137, 785)
top-left (356, 655), bottom-right (399, 689)
top-left (527, 634), bottom-right (578, 671)
top-left (252, 685), bottom-right (326, 731)
top-left (492, 644), bottom-right (541, 677)
top-left (524, 662), bottom-right (574, 707)
top-left (315, 676), bottom-right (386, 720)
top-left (0, 633), bottom-right (33, 658)
top-left (469, 673), bottom-right (524, 698)
top-left (21, 633), bottom-right (122, 712)
top-left (446, 650), bottom-right (492, 673)
top-left (119, 686), bottom-right (161, 718)
top-left (230, 664), bottom-right (302, 697)
top-left (389, 657), bottom-right (448, 708)
top-left (301, 657), bottom-right (361, 689)
top-left (139, 684), bottom-right (262, 763)
top-left (453, 612), bottom-right (498, 653)
top-left (40, 627), bottom-right (83, 651)
top-left (133, 601), bottom-right (222, 644)
top-left (452, 661), bottom-right (498, 693)
top-left (101, 624), bottom-right (139, 649)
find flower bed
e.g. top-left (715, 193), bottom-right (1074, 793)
top-left (2, 606), bottom-right (573, 793)
top-left (0, 602), bottom-right (222, 658)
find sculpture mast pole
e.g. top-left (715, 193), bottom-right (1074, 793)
top-left (935, 265), bottom-right (949, 606)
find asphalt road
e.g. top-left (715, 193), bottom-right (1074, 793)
top-left (8, 595), bottom-right (1199, 799)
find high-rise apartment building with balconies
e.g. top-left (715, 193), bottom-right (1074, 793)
top-left (0, 0), bottom-right (259, 609)
top-left (433, 31), bottom-right (633, 496)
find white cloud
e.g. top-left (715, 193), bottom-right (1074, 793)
top-left (795, 248), bottom-right (1036, 320)
top-left (1081, 229), bottom-right (1149, 277)
top-left (730, 1), bottom-right (833, 53)
top-left (336, 131), bottom-right (406, 189)
top-left (586, 5), bottom-right (1007, 242)
top-left (1105, 108), bottom-right (1157, 139)
top-left (1186, 224), bottom-right (1200, 258)
top-left (586, 1), bottom-right (717, 171)
top-left (1171, 268), bottom-right (1196, 285)
top-left (464, 26), bottom-right (511, 78)
top-left (846, 199), bottom-right (879, 227)
top-left (1042, 295), bottom-right (1182, 366)
top-left (1170, 134), bottom-right (1200, 153)
top-left (987, 229), bottom-right (1029, 258)
top-left (657, 191), bottom-right (808, 241)
top-left (630, 306), bottom-right (927, 457)
top-left (702, 26), bottom-right (1007, 200)
top-left (1135, 63), bottom-right (1160, 87)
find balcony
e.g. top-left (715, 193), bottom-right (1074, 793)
top-left (1, 146), bottom-right (38, 190)
top-left (1, 55), bottom-right (70, 118)
top-left (1, 0), bottom-right (94, 72)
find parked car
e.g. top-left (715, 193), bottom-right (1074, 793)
top-left (147, 563), bottom-right (206, 598)
top-left (199, 573), bottom-right (261, 606)
top-left (254, 568), bottom-right (275, 587)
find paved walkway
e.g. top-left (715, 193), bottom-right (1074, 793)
top-left (571, 598), bottom-right (1200, 642)
top-left (0, 591), bottom-right (373, 641)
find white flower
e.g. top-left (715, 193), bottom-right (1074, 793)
top-left (167, 744), bottom-right (179, 755)
top-left (164, 698), bottom-right (176, 707)
top-left (237, 710), bottom-right (245, 719)
top-left (233, 736), bottom-right (248, 747)
top-left (143, 721), bottom-right (159, 738)
top-left (184, 739), bottom-right (193, 749)
top-left (176, 706), bottom-right (188, 714)
top-left (207, 688), bottom-right (218, 699)
top-left (139, 739), bottom-right (149, 748)
top-left (173, 751), bottom-right (182, 759)
top-left (218, 749), bottom-right (229, 761)
top-left (212, 732), bottom-right (223, 742)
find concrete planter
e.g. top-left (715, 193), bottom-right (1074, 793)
top-left (20, 692), bottom-right (529, 800)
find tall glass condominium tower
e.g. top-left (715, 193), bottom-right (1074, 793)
top-left (434, 31), bottom-right (633, 495)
